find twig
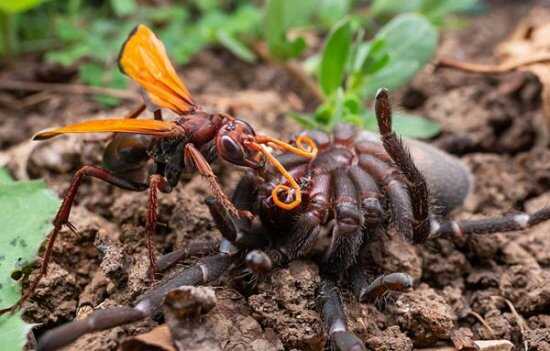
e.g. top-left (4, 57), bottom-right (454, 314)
top-left (492, 296), bottom-right (530, 351)
top-left (468, 311), bottom-right (495, 337)
top-left (0, 79), bottom-right (140, 101)
top-left (437, 54), bottom-right (550, 75)
top-left (252, 42), bottom-right (325, 104)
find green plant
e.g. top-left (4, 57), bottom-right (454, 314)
top-left (12, 0), bottom-right (262, 106)
top-left (0, 0), bottom-right (44, 58)
top-left (293, 14), bottom-right (441, 138)
top-left (370, 0), bottom-right (481, 26)
top-left (0, 169), bottom-right (59, 350)
top-left (263, 0), bottom-right (356, 61)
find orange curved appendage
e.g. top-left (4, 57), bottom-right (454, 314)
top-left (118, 24), bottom-right (197, 115)
top-left (33, 118), bottom-right (181, 140)
top-left (254, 144), bottom-right (302, 210)
top-left (248, 134), bottom-right (318, 210)
top-left (254, 134), bottom-right (318, 159)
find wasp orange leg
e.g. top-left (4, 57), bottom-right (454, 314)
top-left (184, 144), bottom-right (245, 219)
top-left (146, 174), bottom-right (172, 281)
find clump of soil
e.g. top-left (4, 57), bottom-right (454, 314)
top-left (1, 1), bottom-right (550, 350)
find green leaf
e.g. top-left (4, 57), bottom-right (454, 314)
top-left (362, 13), bottom-right (437, 98)
top-left (421, 0), bottom-right (479, 20)
top-left (362, 60), bottom-right (419, 97)
top-left (0, 312), bottom-right (32, 351)
top-left (265, 0), bottom-right (313, 60)
top-left (364, 111), bottom-right (441, 138)
top-left (318, 0), bottom-right (352, 28)
top-left (0, 0), bottom-right (42, 14)
top-left (370, 0), bottom-right (479, 26)
top-left (217, 31), bottom-right (256, 63)
top-left (361, 40), bottom-right (388, 74)
top-left (46, 44), bottom-right (92, 66)
top-left (289, 112), bottom-right (322, 129)
top-left (319, 19), bottom-right (353, 95)
top-left (0, 174), bottom-right (59, 349)
top-left (302, 53), bottom-right (321, 75)
top-left (110, 0), bottom-right (136, 17)
top-left (0, 179), bottom-right (59, 309)
top-left (193, 0), bottom-right (220, 13)
top-left (79, 63), bottom-right (104, 87)
top-left (0, 169), bottom-right (13, 184)
top-left (370, 0), bottom-right (422, 17)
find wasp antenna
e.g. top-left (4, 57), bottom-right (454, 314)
top-left (249, 143), bottom-right (303, 210)
top-left (254, 135), bottom-right (318, 159)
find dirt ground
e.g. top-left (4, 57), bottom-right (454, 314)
top-left (1, 1), bottom-right (550, 350)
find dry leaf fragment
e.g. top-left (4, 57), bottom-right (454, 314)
top-left (415, 339), bottom-right (514, 351)
top-left (474, 339), bottom-right (514, 351)
top-left (450, 327), bottom-right (476, 350)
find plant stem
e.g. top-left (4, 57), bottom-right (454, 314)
top-left (0, 12), bottom-right (18, 60)
top-left (437, 55), bottom-right (550, 74)
top-left (252, 41), bottom-right (325, 104)
top-left (0, 79), bottom-right (140, 100)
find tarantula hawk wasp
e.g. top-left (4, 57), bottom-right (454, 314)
top-left (0, 24), bottom-right (317, 314)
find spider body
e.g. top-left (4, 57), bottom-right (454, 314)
top-left (235, 120), bottom-right (473, 275)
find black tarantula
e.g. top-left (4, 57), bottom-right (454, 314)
top-left (37, 90), bottom-right (550, 351)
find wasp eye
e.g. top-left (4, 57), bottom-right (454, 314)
top-left (220, 135), bottom-right (245, 163)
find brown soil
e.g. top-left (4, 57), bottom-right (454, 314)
top-left (2, 1), bottom-right (550, 350)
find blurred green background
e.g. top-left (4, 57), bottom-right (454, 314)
top-left (0, 0), bottom-right (482, 136)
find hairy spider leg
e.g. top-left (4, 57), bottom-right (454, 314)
top-left (324, 169), bottom-right (365, 273)
top-left (354, 272), bottom-right (414, 303)
top-left (358, 154), bottom-right (414, 242)
top-left (348, 165), bottom-right (384, 226)
top-left (156, 239), bottom-right (219, 272)
top-left (374, 89), bottom-right (431, 243)
top-left (37, 251), bottom-right (234, 351)
top-left (320, 279), bottom-right (366, 351)
top-left (285, 173), bottom-right (331, 259)
top-left (430, 207), bottom-right (550, 239)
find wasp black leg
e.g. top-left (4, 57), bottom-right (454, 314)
top-left (124, 103), bottom-right (146, 119)
top-left (205, 196), bottom-right (268, 249)
top-left (375, 89), bottom-right (431, 243)
top-left (0, 165), bottom-right (147, 316)
top-left (37, 252), bottom-right (234, 351)
top-left (352, 272), bottom-right (413, 303)
top-left (156, 239), bottom-right (219, 272)
top-left (320, 279), bottom-right (366, 351)
top-left (245, 249), bottom-right (273, 275)
top-left (154, 109), bottom-right (163, 120)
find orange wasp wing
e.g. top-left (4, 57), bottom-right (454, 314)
top-left (33, 118), bottom-right (180, 140)
top-left (118, 24), bottom-right (197, 115)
